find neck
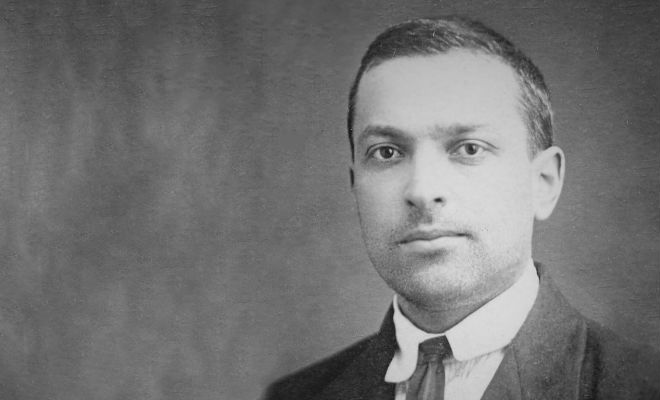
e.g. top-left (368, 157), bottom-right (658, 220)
top-left (397, 296), bottom-right (488, 333)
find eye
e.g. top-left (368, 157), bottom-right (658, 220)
top-left (455, 142), bottom-right (485, 157)
top-left (368, 145), bottom-right (403, 161)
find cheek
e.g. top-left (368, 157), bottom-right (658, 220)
top-left (354, 178), bottom-right (404, 229)
top-left (465, 164), bottom-right (534, 219)
top-left (356, 186), bottom-right (396, 221)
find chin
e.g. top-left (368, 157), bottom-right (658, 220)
top-left (383, 259), bottom-right (478, 307)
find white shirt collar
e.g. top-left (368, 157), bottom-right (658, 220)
top-left (384, 260), bottom-right (539, 383)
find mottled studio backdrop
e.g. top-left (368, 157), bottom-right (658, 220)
top-left (0, 1), bottom-right (658, 399)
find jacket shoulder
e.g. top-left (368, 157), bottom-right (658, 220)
top-left (581, 318), bottom-right (660, 399)
top-left (264, 334), bottom-right (377, 400)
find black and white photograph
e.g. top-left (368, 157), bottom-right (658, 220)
top-left (0, 1), bottom-right (658, 399)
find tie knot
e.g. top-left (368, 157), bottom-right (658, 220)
top-left (417, 336), bottom-right (451, 364)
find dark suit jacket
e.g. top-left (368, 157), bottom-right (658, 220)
top-left (265, 264), bottom-right (660, 399)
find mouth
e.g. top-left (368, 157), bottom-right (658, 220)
top-left (399, 228), bottom-right (466, 243)
top-left (397, 228), bottom-right (468, 250)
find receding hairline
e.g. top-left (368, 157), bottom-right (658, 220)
top-left (361, 42), bottom-right (510, 74)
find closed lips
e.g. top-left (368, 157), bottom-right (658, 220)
top-left (399, 229), bottom-right (466, 244)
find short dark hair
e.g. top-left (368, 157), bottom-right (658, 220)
top-left (347, 16), bottom-right (553, 159)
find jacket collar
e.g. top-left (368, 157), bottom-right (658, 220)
top-left (481, 262), bottom-right (587, 400)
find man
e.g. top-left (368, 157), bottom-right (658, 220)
top-left (266, 16), bottom-right (660, 400)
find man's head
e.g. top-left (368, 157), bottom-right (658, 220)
top-left (349, 17), bottom-right (565, 316)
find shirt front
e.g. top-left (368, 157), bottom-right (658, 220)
top-left (385, 261), bottom-right (539, 400)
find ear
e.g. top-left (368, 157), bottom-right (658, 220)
top-left (531, 146), bottom-right (565, 221)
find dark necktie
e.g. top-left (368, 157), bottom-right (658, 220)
top-left (406, 336), bottom-right (452, 400)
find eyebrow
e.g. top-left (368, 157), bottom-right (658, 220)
top-left (356, 123), bottom-right (485, 147)
top-left (356, 125), bottom-right (407, 148)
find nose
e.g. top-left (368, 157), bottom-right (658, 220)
top-left (403, 150), bottom-right (448, 211)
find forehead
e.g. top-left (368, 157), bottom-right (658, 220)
top-left (354, 50), bottom-right (526, 138)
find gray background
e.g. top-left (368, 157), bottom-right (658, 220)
top-left (0, 1), bottom-right (658, 399)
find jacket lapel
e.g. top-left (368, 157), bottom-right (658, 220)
top-left (315, 307), bottom-right (397, 400)
top-left (482, 263), bottom-right (587, 400)
top-left (480, 347), bottom-right (522, 400)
